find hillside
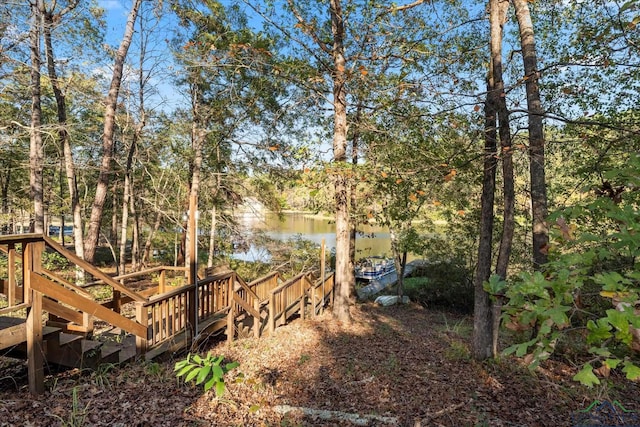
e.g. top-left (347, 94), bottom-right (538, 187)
top-left (2, 303), bottom-right (639, 426)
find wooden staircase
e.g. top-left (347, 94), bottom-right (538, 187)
top-left (0, 233), bottom-right (335, 394)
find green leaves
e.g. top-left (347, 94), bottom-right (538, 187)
top-left (573, 364), bottom-right (600, 388)
top-left (175, 353), bottom-right (240, 396)
top-left (502, 175), bottom-right (640, 387)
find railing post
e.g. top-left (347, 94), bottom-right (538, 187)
top-left (312, 279), bottom-right (317, 318)
top-left (7, 243), bottom-right (16, 305)
top-left (187, 285), bottom-right (196, 340)
top-left (22, 243), bottom-right (33, 304)
top-left (299, 291), bottom-right (306, 321)
top-left (135, 302), bottom-right (148, 355)
top-left (253, 298), bottom-right (260, 338)
top-left (226, 277), bottom-right (234, 344)
top-left (268, 293), bottom-right (276, 334)
top-left (113, 289), bottom-right (121, 314)
top-left (27, 288), bottom-right (44, 394)
top-left (159, 269), bottom-right (166, 294)
top-left (226, 303), bottom-right (235, 345)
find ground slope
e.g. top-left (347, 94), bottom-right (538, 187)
top-left (1, 303), bottom-right (639, 426)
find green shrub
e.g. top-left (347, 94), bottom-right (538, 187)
top-left (42, 251), bottom-right (70, 270)
top-left (404, 260), bottom-right (473, 313)
top-left (175, 353), bottom-right (240, 396)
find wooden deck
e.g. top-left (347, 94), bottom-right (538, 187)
top-left (0, 234), bottom-right (334, 394)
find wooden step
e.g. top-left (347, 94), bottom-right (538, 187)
top-left (45, 332), bottom-right (103, 369)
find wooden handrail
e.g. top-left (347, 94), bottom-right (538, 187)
top-left (41, 268), bottom-right (93, 299)
top-left (270, 272), bottom-right (313, 295)
top-left (145, 283), bottom-right (195, 306)
top-left (0, 234), bottom-right (42, 245)
top-left (235, 274), bottom-right (260, 302)
top-left (84, 265), bottom-right (187, 286)
top-left (248, 271), bottom-right (280, 287)
top-left (198, 270), bottom-right (234, 285)
top-left (43, 236), bottom-right (145, 303)
top-left (30, 271), bottom-right (147, 338)
top-left (0, 302), bottom-right (30, 315)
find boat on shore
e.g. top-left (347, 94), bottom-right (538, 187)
top-left (355, 256), bottom-right (396, 281)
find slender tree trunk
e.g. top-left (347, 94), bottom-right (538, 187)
top-left (119, 139), bottom-right (136, 275)
top-left (492, 0), bottom-right (513, 356)
top-left (349, 105), bottom-right (361, 295)
top-left (42, 2), bottom-right (83, 257)
top-left (111, 184), bottom-right (118, 248)
top-left (1, 165), bottom-right (11, 233)
top-left (29, 0), bottom-right (44, 234)
top-left (142, 210), bottom-right (162, 266)
top-left (330, 0), bottom-right (352, 323)
top-left (186, 83), bottom-right (205, 276)
top-left (207, 206), bottom-right (217, 268)
top-left (131, 194), bottom-right (140, 271)
top-left (472, 69), bottom-right (499, 361)
top-left (84, 0), bottom-right (142, 263)
top-left (513, 0), bottom-right (548, 270)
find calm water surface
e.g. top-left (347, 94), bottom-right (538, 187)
top-left (236, 213), bottom-right (392, 262)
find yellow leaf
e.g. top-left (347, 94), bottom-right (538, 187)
top-left (457, 210), bottom-right (465, 216)
top-left (409, 193), bottom-right (417, 202)
top-left (433, 200), bottom-right (441, 206)
top-left (269, 145), bottom-right (279, 151)
top-left (381, 171), bottom-right (388, 178)
top-left (396, 178), bottom-right (403, 184)
top-left (417, 190), bottom-right (425, 196)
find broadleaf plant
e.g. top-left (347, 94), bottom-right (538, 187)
top-left (501, 156), bottom-right (640, 387)
top-left (175, 353), bottom-right (240, 396)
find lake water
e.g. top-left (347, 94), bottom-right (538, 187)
top-left (235, 212), bottom-right (392, 262)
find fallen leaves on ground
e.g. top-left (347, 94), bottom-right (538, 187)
top-left (2, 303), bottom-right (640, 426)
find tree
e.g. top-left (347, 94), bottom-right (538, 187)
top-left (84, 0), bottom-right (142, 264)
top-left (41, 0), bottom-right (85, 260)
top-left (472, 0), bottom-right (514, 361)
top-left (513, 0), bottom-right (548, 269)
top-left (28, 0), bottom-right (44, 234)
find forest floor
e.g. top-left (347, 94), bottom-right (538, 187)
top-left (2, 302), bottom-right (640, 426)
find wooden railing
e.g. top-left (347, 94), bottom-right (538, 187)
top-left (136, 283), bottom-right (194, 351)
top-left (268, 272), bottom-right (313, 333)
top-left (309, 272), bottom-right (335, 316)
top-left (248, 271), bottom-right (280, 301)
top-left (0, 233), bottom-right (334, 394)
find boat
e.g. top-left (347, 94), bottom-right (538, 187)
top-left (355, 256), bottom-right (396, 281)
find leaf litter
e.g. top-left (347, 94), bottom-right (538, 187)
top-left (1, 302), bottom-right (640, 426)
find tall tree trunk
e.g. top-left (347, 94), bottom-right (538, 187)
top-left (513, 0), bottom-right (548, 270)
top-left (330, 0), bottom-right (352, 323)
top-left (131, 195), bottom-right (140, 271)
top-left (472, 57), bottom-right (499, 361)
top-left (207, 206), bottom-right (217, 268)
top-left (119, 139), bottom-right (136, 275)
top-left (142, 210), bottom-right (162, 266)
top-left (84, 0), bottom-right (142, 264)
top-left (29, 0), bottom-right (44, 234)
top-left (492, 0), bottom-right (513, 356)
top-left (473, 84), bottom-right (498, 360)
top-left (1, 165), bottom-right (10, 233)
top-left (349, 105), bottom-right (361, 295)
top-left (186, 83), bottom-right (205, 277)
top-left (42, 1), bottom-right (83, 257)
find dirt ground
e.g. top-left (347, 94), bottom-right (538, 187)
top-left (1, 302), bottom-right (639, 426)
